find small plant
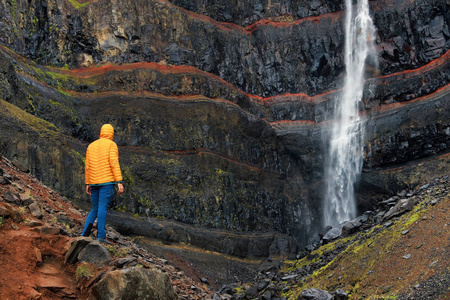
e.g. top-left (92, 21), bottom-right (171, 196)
top-left (0, 217), bottom-right (3, 227)
top-left (76, 263), bottom-right (94, 281)
top-left (105, 245), bottom-right (128, 257)
top-left (19, 206), bottom-right (27, 214)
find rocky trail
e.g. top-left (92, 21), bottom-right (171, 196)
top-left (0, 154), bottom-right (216, 299)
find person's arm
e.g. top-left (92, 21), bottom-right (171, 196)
top-left (85, 146), bottom-right (91, 194)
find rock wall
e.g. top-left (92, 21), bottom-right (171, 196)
top-left (0, 0), bottom-right (449, 248)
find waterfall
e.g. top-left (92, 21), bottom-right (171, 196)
top-left (323, 0), bottom-right (377, 227)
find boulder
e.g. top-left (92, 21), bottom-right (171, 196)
top-left (2, 191), bottom-right (19, 205)
top-left (78, 240), bottom-right (112, 267)
top-left (0, 204), bottom-right (11, 217)
top-left (19, 192), bottom-right (34, 206)
top-left (334, 289), bottom-right (349, 300)
top-left (298, 288), bottom-right (333, 300)
top-left (65, 237), bottom-right (93, 265)
top-left (28, 202), bottom-right (43, 219)
top-left (90, 267), bottom-right (176, 300)
top-left (3, 203), bottom-right (23, 223)
top-left (322, 226), bottom-right (342, 243)
top-left (383, 198), bottom-right (414, 220)
top-left (32, 226), bottom-right (61, 235)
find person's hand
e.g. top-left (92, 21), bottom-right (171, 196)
top-left (117, 183), bottom-right (124, 195)
top-left (86, 185), bottom-right (91, 195)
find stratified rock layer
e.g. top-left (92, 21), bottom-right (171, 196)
top-left (0, 0), bottom-right (448, 248)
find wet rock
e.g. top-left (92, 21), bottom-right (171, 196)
top-left (381, 196), bottom-right (400, 206)
top-left (383, 198), bottom-right (414, 220)
top-left (305, 244), bottom-right (318, 252)
top-left (319, 226), bottom-right (332, 239)
top-left (322, 226), bottom-right (342, 243)
top-left (78, 241), bottom-right (112, 267)
top-left (90, 267), bottom-right (176, 300)
top-left (298, 288), bottom-right (333, 300)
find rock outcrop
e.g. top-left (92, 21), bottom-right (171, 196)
top-left (0, 0), bottom-right (448, 249)
top-left (90, 267), bottom-right (177, 300)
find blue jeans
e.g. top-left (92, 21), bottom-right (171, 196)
top-left (81, 184), bottom-right (115, 239)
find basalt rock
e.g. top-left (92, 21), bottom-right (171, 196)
top-left (1, 0), bottom-right (448, 97)
top-left (90, 267), bottom-right (177, 300)
top-left (0, 0), bottom-right (448, 251)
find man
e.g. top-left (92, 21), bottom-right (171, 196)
top-left (81, 124), bottom-right (124, 243)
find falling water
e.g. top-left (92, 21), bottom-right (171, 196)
top-left (323, 0), bottom-right (377, 227)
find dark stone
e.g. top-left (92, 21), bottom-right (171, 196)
top-left (12, 159), bottom-right (29, 173)
top-left (244, 284), bottom-right (259, 299)
top-left (319, 226), bottom-right (332, 239)
top-left (298, 288), bottom-right (332, 300)
top-left (2, 191), bottom-right (19, 205)
top-left (334, 289), bottom-right (349, 300)
top-left (65, 237), bottom-right (94, 265)
top-left (322, 226), bottom-right (342, 243)
top-left (262, 291), bottom-right (273, 300)
top-left (114, 257), bottom-right (138, 269)
top-left (33, 226), bottom-right (61, 235)
top-left (90, 267), bottom-right (177, 300)
top-left (78, 240), bottom-right (112, 267)
top-left (257, 279), bottom-right (270, 291)
top-left (383, 198), bottom-right (415, 220)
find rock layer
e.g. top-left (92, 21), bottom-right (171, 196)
top-left (0, 0), bottom-right (448, 248)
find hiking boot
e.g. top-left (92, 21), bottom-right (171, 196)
top-left (97, 238), bottom-right (113, 245)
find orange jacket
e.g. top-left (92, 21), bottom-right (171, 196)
top-left (85, 124), bottom-right (123, 185)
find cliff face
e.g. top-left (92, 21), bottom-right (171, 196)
top-left (0, 0), bottom-right (448, 247)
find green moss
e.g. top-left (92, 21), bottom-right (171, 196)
top-left (72, 149), bottom-right (86, 164)
top-left (9, 0), bottom-right (17, 19)
top-left (0, 99), bottom-right (60, 138)
top-left (67, 0), bottom-right (89, 10)
top-left (76, 263), bottom-right (94, 281)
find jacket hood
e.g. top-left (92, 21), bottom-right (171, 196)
top-left (100, 124), bottom-right (114, 140)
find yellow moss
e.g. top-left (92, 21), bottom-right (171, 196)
top-left (0, 99), bottom-right (60, 139)
top-left (67, 0), bottom-right (89, 10)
